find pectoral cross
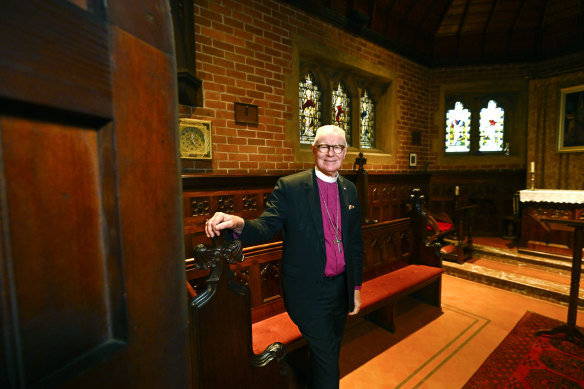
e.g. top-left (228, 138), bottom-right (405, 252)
top-left (334, 237), bottom-right (343, 253)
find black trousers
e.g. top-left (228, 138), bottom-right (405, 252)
top-left (298, 272), bottom-right (348, 389)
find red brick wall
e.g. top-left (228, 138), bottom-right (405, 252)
top-left (181, 0), bottom-right (430, 175)
top-left (181, 0), bottom-right (584, 184)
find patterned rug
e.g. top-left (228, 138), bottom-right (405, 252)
top-left (463, 311), bottom-right (584, 388)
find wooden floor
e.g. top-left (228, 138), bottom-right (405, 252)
top-left (339, 239), bottom-right (584, 388)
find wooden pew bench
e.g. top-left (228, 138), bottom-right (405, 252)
top-left (252, 264), bottom-right (442, 354)
top-left (186, 189), bottom-right (443, 388)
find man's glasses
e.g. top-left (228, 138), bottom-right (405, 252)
top-left (315, 144), bottom-right (346, 154)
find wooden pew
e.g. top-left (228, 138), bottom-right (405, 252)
top-left (186, 189), bottom-right (443, 387)
top-left (187, 239), bottom-right (293, 389)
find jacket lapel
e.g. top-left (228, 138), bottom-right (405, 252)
top-left (338, 175), bottom-right (350, 250)
top-left (306, 169), bottom-right (325, 254)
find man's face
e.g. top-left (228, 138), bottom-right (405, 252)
top-left (312, 130), bottom-right (347, 177)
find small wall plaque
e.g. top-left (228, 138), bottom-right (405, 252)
top-left (234, 102), bottom-right (258, 125)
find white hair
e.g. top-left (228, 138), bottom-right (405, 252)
top-left (312, 125), bottom-right (347, 146)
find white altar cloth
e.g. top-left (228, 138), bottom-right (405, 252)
top-left (519, 189), bottom-right (584, 204)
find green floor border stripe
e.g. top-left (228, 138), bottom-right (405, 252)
top-left (394, 304), bottom-right (491, 389)
top-left (414, 315), bottom-right (490, 387)
top-left (442, 303), bottom-right (492, 323)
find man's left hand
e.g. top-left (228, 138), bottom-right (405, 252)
top-left (348, 289), bottom-right (361, 315)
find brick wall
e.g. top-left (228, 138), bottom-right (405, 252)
top-left (181, 0), bottom-right (430, 175)
top-left (181, 0), bottom-right (584, 184)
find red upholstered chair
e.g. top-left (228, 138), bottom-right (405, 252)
top-left (424, 201), bottom-right (478, 264)
top-left (426, 211), bottom-right (455, 242)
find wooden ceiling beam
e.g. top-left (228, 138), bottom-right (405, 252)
top-left (416, 0), bottom-right (444, 38)
top-left (507, 0), bottom-right (527, 58)
top-left (430, 0), bottom-right (457, 63)
top-left (481, 0), bottom-right (499, 57)
top-left (534, 0), bottom-right (548, 58)
top-left (456, 0), bottom-right (472, 60)
top-left (397, 0), bottom-right (421, 41)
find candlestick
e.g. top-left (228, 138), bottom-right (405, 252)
top-left (530, 161), bottom-right (535, 173)
top-left (455, 186), bottom-right (459, 195)
top-left (530, 171), bottom-right (535, 190)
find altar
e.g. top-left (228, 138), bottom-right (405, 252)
top-left (519, 189), bottom-right (584, 257)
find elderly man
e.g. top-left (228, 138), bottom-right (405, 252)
top-left (205, 125), bottom-right (363, 389)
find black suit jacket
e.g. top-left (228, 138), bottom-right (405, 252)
top-left (239, 168), bottom-right (363, 325)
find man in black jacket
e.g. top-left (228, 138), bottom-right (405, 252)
top-left (205, 125), bottom-right (363, 389)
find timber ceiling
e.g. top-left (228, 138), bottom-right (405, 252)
top-left (284, 0), bottom-right (584, 67)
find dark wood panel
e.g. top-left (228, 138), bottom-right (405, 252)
top-left (367, 173), bottom-right (430, 222)
top-left (520, 202), bottom-right (584, 256)
top-left (0, 0), bottom-right (111, 118)
top-left (428, 170), bottom-right (525, 236)
top-left (0, 1), bottom-right (189, 388)
top-left (1, 115), bottom-right (125, 387)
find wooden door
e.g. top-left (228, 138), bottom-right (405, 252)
top-left (0, 1), bottom-right (190, 388)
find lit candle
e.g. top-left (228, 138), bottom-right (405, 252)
top-left (530, 162), bottom-right (535, 173)
top-left (455, 186), bottom-right (459, 195)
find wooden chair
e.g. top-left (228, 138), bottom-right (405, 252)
top-left (423, 194), bottom-right (479, 264)
top-left (426, 210), bottom-right (455, 243)
top-left (503, 191), bottom-right (521, 240)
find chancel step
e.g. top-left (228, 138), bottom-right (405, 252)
top-left (442, 238), bottom-right (584, 307)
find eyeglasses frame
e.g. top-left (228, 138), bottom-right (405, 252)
top-left (314, 143), bottom-right (346, 154)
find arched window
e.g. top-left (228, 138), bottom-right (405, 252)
top-left (299, 72), bottom-right (322, 144)
top-left (359, 89), bottom-right (375, 149)
top-left (479, 100), bottom-right (505, 152)
top-left (445, 101), bottom-right (471, 153)
top-left (295, 61), bottom-right (391, 154)
top-left (332, 81), bottom-right (351, 145)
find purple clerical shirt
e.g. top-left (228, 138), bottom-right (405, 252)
top-left (315, 171), bottom-right (345, 277)
top-left (315, 169), bottom-right (361, 291)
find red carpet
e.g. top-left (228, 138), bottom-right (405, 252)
top-left (463, 311), bottom-right (584, 388)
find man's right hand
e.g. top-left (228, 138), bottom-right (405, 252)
top-left (204, 212), bottom-right (244, 238)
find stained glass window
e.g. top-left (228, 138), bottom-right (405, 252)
top-left (332, 82), bottom-right (351, 144)
top-left (445, 101), bottom-right (471, 153)
top-left (359, 89), bottom-right (375, 148)
top-left (299, 72), bottom-right (322, 144)
top-left (479, 100), bottom-right (505, 152)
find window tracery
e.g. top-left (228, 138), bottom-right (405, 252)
top-left (332, 81), bottom-right (351, 144)
top-left (299, 72), bottom-right (322, 144)
top-left (445, 101), bottom-right (471, 153)
top-left (479, 100), bottom-right (505, 152)
top-left (360, 89), bottom-right (375, 149)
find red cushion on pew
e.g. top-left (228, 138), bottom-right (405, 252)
top-left (360, 265), bottom-right (443, 310)
top-left (252, 311), bottom-right (302, 355)
top-left (251, 265), bottom-right (443, 354)
top-left (426, 221), bottom-right (453, 232)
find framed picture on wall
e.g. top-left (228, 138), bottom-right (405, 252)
top-left (179, 118), bottom-right (212, 159)
top-left (557, 84), bottom-right (584, 152)
top-left (409, 152), bottom-right (417, 167)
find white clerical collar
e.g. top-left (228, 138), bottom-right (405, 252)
top-left (315, 166), bottom-right (338, 183)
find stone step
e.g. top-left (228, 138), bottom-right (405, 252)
top-left (473, 242), bottom-right (576, 274)
top-left (442, 243), bottom-right (584, 307)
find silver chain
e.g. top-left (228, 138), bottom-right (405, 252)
top-left (319, 187), bottom-right (342, 253)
